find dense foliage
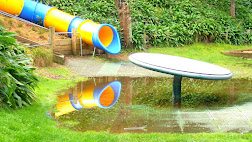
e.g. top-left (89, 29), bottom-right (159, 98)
top-left (42, 0), bottom-right (251, 49)
top-left (0, 27), bottom-right (38, 109)
top-left (204, 0), bottom-right (252, 29)
top-left (41, 0), bottom-right (120, 29)
top-left (130, 0), bottom-right (252, 48)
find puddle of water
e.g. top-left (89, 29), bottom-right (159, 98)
top-left (50, 77), bottom-right (252, 133)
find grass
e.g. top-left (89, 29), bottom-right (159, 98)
top-left (8, 19), bottom-right (13, 25)
top-left (0, 91), bottom-right (251, 142)
top-left (148, 43), bottom-right (251, 66)
top-left (0, 43), bottom-right (251, 141)
top-left (32, 28), bottom-right (37, 32)
top-left (15, 30), bottom-right (21, 34)
top-left (148, 43), bottom-right (252, 78)
top-left (26, 47), bottom-right (53, 67)
top-left (18, 23), bottom-right (23, 27)
top-left (39, 29), bottom-right (47, 35)
top-left (36, 65), bottom-right (79, 80)
top-left (0, 19), bottom-right (3, 25)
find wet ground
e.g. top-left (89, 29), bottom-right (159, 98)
top-left (51, 77), bottom-right (252, 134)
top-left (65, 56), bottom-right (252, 78)
top-left (65, 57), bottom-right (173, 77)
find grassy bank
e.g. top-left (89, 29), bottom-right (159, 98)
top-left (0, 44), bottom-right (251, 141)
top-left (148, 43), bottom-right (252, 78)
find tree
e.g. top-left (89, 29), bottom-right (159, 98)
top-left (231, 0), bottom-right (235, 17)
top-left (114, 0), bottom-right (133, 48)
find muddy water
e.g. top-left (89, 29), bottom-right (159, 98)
top-left (51, 77), bottom-right (252, 133)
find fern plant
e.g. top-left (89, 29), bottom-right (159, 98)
top-left (0, 27), bottom-right (38, 110)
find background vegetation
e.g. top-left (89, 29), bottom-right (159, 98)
top-left (42, 0), bottom-right (251, 49)
top-left (0, 27), bottom-right (38, 109)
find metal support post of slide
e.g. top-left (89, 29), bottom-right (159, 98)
top-left (172, 75), bottom-right (182, 107)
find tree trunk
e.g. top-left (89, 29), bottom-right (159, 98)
top-left (231, 0), bottom-right (235, 18)
top-left (114, 0), bottom-right (133, 49)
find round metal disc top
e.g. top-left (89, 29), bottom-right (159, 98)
top-left (129, 53), bottom-right (232, 80)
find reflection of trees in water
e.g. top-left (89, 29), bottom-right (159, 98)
top-left (132, 77), bottom-right (252, 108)
top-left (109, 77), bottom-right (132, 133)
top-left (54, 77), bottom-right (252, 133)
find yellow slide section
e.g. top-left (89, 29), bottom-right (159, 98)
top-left (0, 0), bottom-right (24, 16)
top-left (77, 20), bottom-right (95, 45)
top-left (55, 94), bottom-right (77, 118)
top-left (44, 7), bottom-right (75, 32)
top-left (78, 85), bottom-right (96, 108)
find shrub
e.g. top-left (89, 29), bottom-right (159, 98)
top-left (42, 0), bottom-right (251, 49)
top-left (0, 26), bottom-right (38, 110)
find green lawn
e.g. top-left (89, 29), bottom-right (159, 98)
top-left (148, 43), bottom-right (252, 78)
top-left (0, 44), bottom-right (252, 141)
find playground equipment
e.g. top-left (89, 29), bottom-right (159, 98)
top-left (0, 0), bottom-right (121, 54)
top-left (55, 81), bottom-right (121, 117)
top-left (129, 53), bottom-right (232, 106)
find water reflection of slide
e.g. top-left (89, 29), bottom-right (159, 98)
top-left (54, 81), bottom-right (121, 117)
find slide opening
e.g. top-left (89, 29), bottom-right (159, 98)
top-left (99, 86), bottom-right (114, 107)
top-left (98, 26), bottom-right (113, 47)
top-left (93, 24), bottom-right (121, 54)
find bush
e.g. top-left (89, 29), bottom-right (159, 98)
top-left (42, 0), bottom-right (251, 49)
top-left (0, 27), bottom-right (38, 110)
top-left (131, 0), bottom-right (252, 48)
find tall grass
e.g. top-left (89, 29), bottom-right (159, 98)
top-left (27, 47), bottom-right (53, 67)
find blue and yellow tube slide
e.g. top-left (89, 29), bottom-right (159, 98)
top-left (55, 81), bottom-right (121, 117)
top-left (0, 0), bottom-right (121, 54)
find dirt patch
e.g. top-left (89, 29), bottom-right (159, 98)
top-left (105, 53), bottom-right (131, 61)
top-left (64, 52), bottom-right (133, 63)
top-left (0, 14), bottom-right (64, 44)
top-left (34, 63), bottom-right (78, 80)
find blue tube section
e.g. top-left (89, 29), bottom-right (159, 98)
top-left (67, 17), bottom-right (84, 37)
top-left (69, 94), bottom-right (83, 110)
top-left (93, 81), bottom-right (121, 109)
top-left (92, 24), bottom-right (121, 54)
top-left (19, 0), bottom-right (51, 25)
top-left (19, 0), bottom-right (37, 22)
top-left (33, 2), bottom-right (51, 25)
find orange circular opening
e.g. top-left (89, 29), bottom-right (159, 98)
top-left (99, 26), bottom-right (113, 47)
top-left (99, 86), bottom-right (114, 107)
